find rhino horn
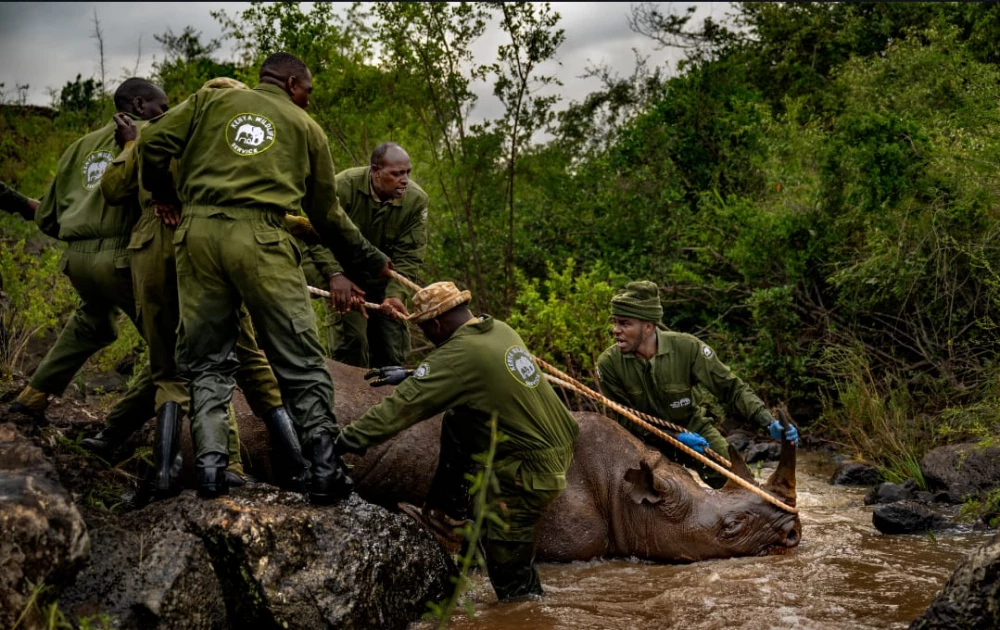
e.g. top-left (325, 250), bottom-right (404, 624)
top-left (722, 444), bottom-right (758, 489)
top-left (763, 408), bottom-right (797, 507)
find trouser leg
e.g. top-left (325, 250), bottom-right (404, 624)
top-left (328, 304), bottom-right (369, 367)
top-left (233, 305), bottom-right (283, 418)
top-left (425, 410), bottom-right (475, 519)
top-left (367, 311), bottom-right (410, 368)
top-left (26, 303), bottom-right (119, 398)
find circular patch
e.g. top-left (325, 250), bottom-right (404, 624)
top-left (421, 207), bottom-right (428, 223)
top-left (505, 346), bottom-right (540, 388)
top-left (413, 362), bottom-right (430, 379)
top-left (82, 150), bottom-right (114, 190)
top-left (702, 345), bottom-right (714, 358)
top-left (226, 113), bottom-right (276, 156)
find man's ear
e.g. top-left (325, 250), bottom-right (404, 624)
top-left (132, 96), bottom-right (144, 116)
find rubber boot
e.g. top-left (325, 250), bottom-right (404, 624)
top-left (304, 432), bottom-right (353, 505)
top-left (197, 452), bottom-right (230, 499)
top-left (81, 425), bottom-right (131, 461)
top-left (262, 407), bottom-right (309, 492)
top-left (152, 401), bottom-right (183, 500)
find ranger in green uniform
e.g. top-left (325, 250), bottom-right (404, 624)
top-left (7, 79), bottom-right (167, 427)
top-left (596, 281), bottom-right (800, 488)
top-left (336, 281), bottom-right (579, 601)
top-left (87, 77), bottom-right (304, 497)
top-left (137, 52), bottom-right (391, 502)
top-left (302, 142), bottom-right (428, 367)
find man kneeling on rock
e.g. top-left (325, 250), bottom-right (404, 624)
top-left (335, 282), bottom-right (579, 601)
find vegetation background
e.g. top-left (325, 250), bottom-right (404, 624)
top-left (2, 2), bottom-right (1000, 505)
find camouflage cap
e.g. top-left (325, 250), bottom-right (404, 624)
top-left (611, 280), bottom-right (663, 322)
top-left (202, 77), bottom-right (249, 90)
top-left (409, 281), bottom-right (471, 324)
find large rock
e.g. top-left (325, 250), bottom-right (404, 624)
top-left (910, 530), bottom-right (1000, 629)
top-left (829, 460), bottom-right (883, 486)
top-left (61, 485), bottom-right (455, 629)
top-left (921, 443), bottom-right (1000, 502)
top-left (0, 423), bottom-right (90, 629)
top-left (872, 501), bottom-right (952, 535)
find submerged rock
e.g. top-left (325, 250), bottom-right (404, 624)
top-left (872, 501), bottom-right (952, 535)
top-left (61, 485), bottom-right (455, 629)
top-left (0, 423), bottom-right (90, 629)
top-left (865, 479), bottom-right (920, 506)
top-left (910, 530), bottom-right (1000, 629)
top-left (829, 461), bottom-right (883, 486)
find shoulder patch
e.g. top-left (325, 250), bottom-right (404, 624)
top-left (421, 206), bottom-right (428, 223)
top-left (504, 346), bottom-right (540, 388)
top-left (82, 150), bottom-right (114, 190)
top-left (702, 345), bottom-right (714, 358)
top-left (412, 362), bottom-right (430, 379)
top-left (226, 113), bottom-right (276, 156)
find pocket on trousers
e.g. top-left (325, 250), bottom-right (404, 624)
top-left (255, 229), bottom-right (295, 277)
top-left (523, 471), bottom-right (567, 491)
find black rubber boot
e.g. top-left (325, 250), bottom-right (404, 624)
top-left (262, 406), bottom-right (309, 493)
top-left (152, 401), bottom-right (183, 500)
top-left (304, 432), bottom-right (354, 505)
top-left (425, 414), bottom-right (475, 520)
top-left (197, 452), bottom-right (230, 498)
top-left (81, 426), bottom-right (130, 461)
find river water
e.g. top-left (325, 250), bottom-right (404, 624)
top-left (412, 452), bottom-right (993, 630)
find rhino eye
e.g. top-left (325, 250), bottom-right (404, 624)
top-left (721, 515), bottom-right (747, 538)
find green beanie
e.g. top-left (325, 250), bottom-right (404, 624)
top-left (611, 281), bottom-right (663, 322)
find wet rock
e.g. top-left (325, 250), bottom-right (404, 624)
top-left (725, 429), bottom-right (754, 453)
top-left (744, 441), bottom-right (781, 463)
top-left (864, 479), bottom-right (919, 506)
top-left (921, 443), bottom-right (1000, 503)
top-left (61, 485), bottom-right (454, 629)
top-left (909, 530), bottom-right (1000, 629)
top-left (0, 423), bottom-right (90, 629)
top-left (829, 461), bottom-right (883, 486)
top-left (872, 501), bottom-right (951, 535)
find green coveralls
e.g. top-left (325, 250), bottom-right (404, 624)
top-left (138, 83), bottom-right (388, 461)
top-left (101, 137), bottom-right (284, 469)
top-left (301, 165), bottom-right (428, 367)
top-left (339, 316), bottom-right (579, 601)
top-left (596, 328), bottom-right (771, 488)
top-left (26, 118), bottom-right (155, 422)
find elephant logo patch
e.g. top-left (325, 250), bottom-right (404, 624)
top-left (81, 150), bottom-right (114, 190)
top-left (413, 362), bottom-right (430, 379)
top-left (226, 113), bottom-right (276, 156)
top-left (505, 346), bottom-right (540, 388)
top-left (702, 345), bottom-right (714, 358)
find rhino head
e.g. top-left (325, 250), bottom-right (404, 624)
top-left (621, 436), bottom-right (800, 561)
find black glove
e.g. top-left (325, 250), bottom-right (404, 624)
top-left (364, 366), bottom-right (413, 387)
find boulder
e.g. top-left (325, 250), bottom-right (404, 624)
top-left (0, 423), bottom-right (90, 629)
top-left (60, 484), bottom-right (455, 629)
top-left (724, 429), bottom-right (754, 453)
top-left (829, 461), bottom-right (883, 486)
top-left (872, 501), bottom-right (952, 535)
top-left (910, 530), bottom-right (1000, 629)
top-left (864, 479), bottom-right (920, 506)
top-left (921, 443), bottom-right (1000, 502)
top-left (744, 441), bottom-right (781, 463)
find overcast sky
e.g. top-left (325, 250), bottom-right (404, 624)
top-left (0, 2), bottom-right (723, 123)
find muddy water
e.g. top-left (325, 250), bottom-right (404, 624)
top-left (412, 452), bottom-right (993, 630)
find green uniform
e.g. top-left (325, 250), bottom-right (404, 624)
top-left (100, 137), bottom-right (284, 467)
top-left (24, 117), bottom-right (155, 421)
top-left (138, 83), bottom-right (388, 461)
top-left (339, 316), bottom-right (579, 600)
top-left (596, 328), bottom-right (770, 487)
top-left (302, 165), bottom-right (428, 367)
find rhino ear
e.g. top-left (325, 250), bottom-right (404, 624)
top-left (722, 444), bottom-right (758, 491)
top-left (623, 453), bottom-right (663, 505)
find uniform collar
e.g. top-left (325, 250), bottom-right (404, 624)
top-left (253, 83), bottom-right (292, 100)
top-left (621, 328), bottom-right (671, 361)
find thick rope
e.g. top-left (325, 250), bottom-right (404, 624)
top-left (535, 360), bottom-right (797, 514)
top-left (306, 285), bottom-right (406, 319)
top-left (388, 269), bottom-right (423, 293)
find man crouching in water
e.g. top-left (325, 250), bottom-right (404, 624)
top-left (336, 282), bottom-right (579, 601)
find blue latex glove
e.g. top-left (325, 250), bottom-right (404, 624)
top-left (769, 420), bottom-right (799, 444)
top-left (676, 431), bottom-right (710, 454)
top-left (364, 366), bottom-right (413, 387)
